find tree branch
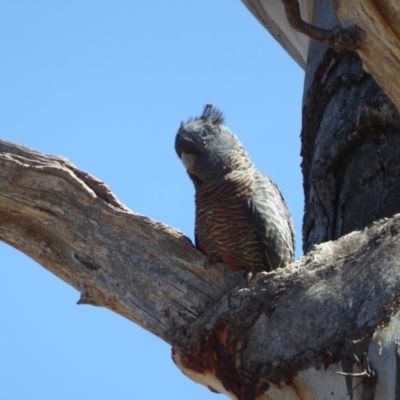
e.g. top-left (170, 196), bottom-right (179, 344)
top-left (174, 214), bottom-right (400, 398)
top-left (2, 139), bottom-right (400, 398)
top-left (0, 140), bottom-right (241, 344)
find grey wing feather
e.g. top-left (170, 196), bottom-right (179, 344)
top-left (247, 172), bottom-right (295, 270)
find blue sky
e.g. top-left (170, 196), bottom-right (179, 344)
top-left (0, 2), bottom-right (304, 399)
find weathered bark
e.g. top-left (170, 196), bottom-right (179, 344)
top-left (174, 215), bottom-right (400, 399)
top-left (301, 0), bottom-right (400, 253)
top-left (0, 140), bottom-right (242, 344)
top-left (302, 50), bottom-right (400, 252)
top-left (2, 139), bottom-right (400, 399)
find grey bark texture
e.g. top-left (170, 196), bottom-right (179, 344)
top-left (300, 0), bottom-right (400, 253)
top-left (2, 0), bottom-right (400, 399)
top-left (0, 140), bottom-right (241, 344)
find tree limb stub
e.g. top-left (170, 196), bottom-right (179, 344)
top-left (0, 140), bottom-right (242, 344)
top-left (2, 140), bottom-right (400, 398)
top-left (281, 0), bottom-right (365, 53)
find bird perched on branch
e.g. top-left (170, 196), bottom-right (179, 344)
top-left (175, 104), bottom-right (295, 272)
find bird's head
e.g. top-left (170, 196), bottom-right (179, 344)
top-left (175, 104), bottom-right (251, 186)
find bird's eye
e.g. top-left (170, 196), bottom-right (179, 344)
top-left (201, 141), bottom-right (207, 147)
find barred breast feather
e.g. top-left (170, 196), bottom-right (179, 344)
top-left (195, 169), bottom-right (294, 272)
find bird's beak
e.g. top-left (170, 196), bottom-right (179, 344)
top-left (180, 152), bottom-right (197, 173)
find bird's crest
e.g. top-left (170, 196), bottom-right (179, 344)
top-left (179, 104), bottom-right (225, 130)
top-left (200, 103), bottom-right (225, 124)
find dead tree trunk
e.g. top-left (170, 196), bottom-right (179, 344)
top-left (234, 0), bottom-right (400, 398)
top-left (301, 0), bottom-right (400, 253)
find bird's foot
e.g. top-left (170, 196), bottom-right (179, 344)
top-left (243, 268), bottom-right (258, 286)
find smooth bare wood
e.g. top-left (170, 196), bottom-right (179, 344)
top-left (241, 0), bottom-right (314, 68)
top-left (332, 0), bottom-right (400, 112)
